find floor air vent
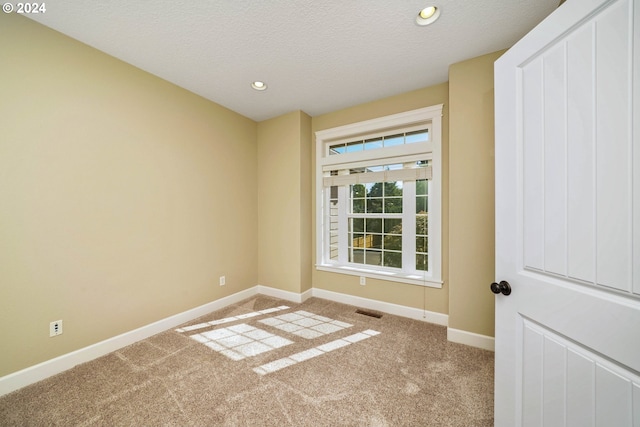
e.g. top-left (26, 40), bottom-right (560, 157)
top-left (355, 309), bottom-right (383, 318)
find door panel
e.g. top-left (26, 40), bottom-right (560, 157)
top-left (542, 44), bottom-right (567, 278)
top-left (520, 0), bottom-right (635, 293)
top-left (522, 58), bottom-right (545, 272)
top-left (566, 22), bottom-right (595, 283)
top-left (595, 0), bottom-right (632, 291)
top-left (566, 350), bottom-right (594, 427)
top-left (495, 0), bottom-right (640, 425)
top-left (522, 319), bottom-right (640, 427)
top-left (636, 0), bottom-right (640, 297)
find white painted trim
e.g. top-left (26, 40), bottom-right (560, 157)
top-left (255, 285), bottom-right (312, 303)
top-left (300, 288), bottom-right (313, 302)
top-left (315, 104), bottom-right (444, 143)
top-left (315, 105), bottom-right (444, 284)
top-left (0, 285), bottom-right (492, 397)
top-left (315, 265), bottom-right (443, 288)
top-left (311, 288), bottom-right (448, 326)
top-left (0, 287), bottom-right (258, 396)
top-left (447, 327), bottom-right (495, 352)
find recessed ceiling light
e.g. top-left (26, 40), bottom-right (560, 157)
top-left (251, 81), bottom-right (267, 91)
top-left (416, 6), bottom-right (440, 26)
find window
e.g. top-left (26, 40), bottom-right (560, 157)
top-left (315, 105), bottom-right (443, 288)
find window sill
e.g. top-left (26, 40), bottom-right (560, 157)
top-left (316, 264), bottom-right (443, 289)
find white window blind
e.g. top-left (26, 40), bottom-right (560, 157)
top-left (322, 166), bottom-right (432, 187)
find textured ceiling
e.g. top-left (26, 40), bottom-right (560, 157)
top-left (27, 1), bottom-right (560, 122)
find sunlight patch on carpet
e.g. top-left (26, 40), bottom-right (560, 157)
top-left (175, 306), bottom-right (290, 333)
top-left (253, 330), bottom-right (380, 375)
top-left (258, 310), bottom-right (352, 339)
top-left (189, 324), bottom-right (293, 360)
top-left (179, 308), bottom-right (381, 374)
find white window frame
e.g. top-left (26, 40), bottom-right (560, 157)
top-left (315, 105), bottom-right (443, 288)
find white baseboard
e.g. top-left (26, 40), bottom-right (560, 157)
top-left (311, 288), bottom-right (449, 326)
top-left (0, 287), bottom-right (259, 397)
top-left (256, 285), bottom-right (313, 303)
top-left (1, 285), bottom-right (491, 397)
top-left (447, 327), bottom-right (495, 352)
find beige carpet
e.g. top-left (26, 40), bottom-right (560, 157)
top-left (0, 296), bottom-right (494, 426)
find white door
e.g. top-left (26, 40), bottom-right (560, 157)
top-left (494, 0), bottom-right (640, 425)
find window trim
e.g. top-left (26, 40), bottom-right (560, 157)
top-left (315, 105), bottom-right (443, 288)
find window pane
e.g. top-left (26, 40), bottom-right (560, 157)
top-left (383, 251), bottom-right (402, 268)
top-left (416, 215), bottom-right (428, 235)
top-left (330, 186), bottom-right (338, 202)
top-left (365, 218), bottom-right (382, 233)
top-left (346, 141), bottom-right (364, 153)
top-left (416, 179), bottom-right (428, 196)
top-left (365, 250), bottom-right (382, 266)
top-left (351, 184), bottom-right (366, 198)
top-left (405, 130), bottom-right (429, 144)
top-left (330, 144), bottom-right (346, 155)
top-left (385, 235), bottom-right (402, 251)
top-left (385, 163), bottom-right (404, 171)
top-left (416, 254), bottom-right (428, 271)
top-left (384, 218), bottom-right (402, 234)
top-left (350, 249), bottom-right (364, 264)
top-left (384, 134), bottom-right (403, 147)
top-left (366, 182), bottom-right (382, 197)
top-left (352, 234), bottom-right (365, 248)
top-left (385, 198), bottom-right (402, 213)
top-left (330, 206), bottom-right (339, 224)
top-left (329, 246), bottom-right (339, 260)
top-left (352, 199), bottom-right (365, 213)
top-left (330, 225), bottom-right (339, 260)
top-left (370, 234), bottom-right (382, 249)
top-left (364, 138), bottom-right (383, 151)
top-left (384, 181), bottom-right (403, 196)
top-left (329, 188), bottom-right (340, 262)
top-left (416, 196), bottom-right (428, 213)
top-left (416, 236), bottom-right (428, 254)
top-left (351, 218), bottom-right (364, 233)
top-left (367, 198), bottom-right (383, 213)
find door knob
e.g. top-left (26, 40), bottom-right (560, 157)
top-left (490, 281), bottom-right (511, 296)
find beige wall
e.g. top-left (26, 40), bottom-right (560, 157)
top-left (448, 50), bottom-right (505, 337)
top-left (299, 113), bottom-right (313, 293)
top-left (310, 53), bottom-right (501, 337)
top-left (0, 12), bottom-right (502, 380)
top-left (0, 15), bottom-right (258, 376)
top-left (311, 83), bottom-right (450, 315)
top-left (257, 111), bottom-right (312, 294)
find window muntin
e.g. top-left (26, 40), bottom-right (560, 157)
top-left (328, 186), bottom-right (339, 262)
top-left (416, 179), bottom-right (428, 271)
top-left (351, 181), bottom-right (403, 214)
top-left (348, 181), bottom-right (404, 270)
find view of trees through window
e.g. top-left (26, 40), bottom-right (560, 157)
top-left (416, 179), bottom-right (428, 271)
top-left (347, 179), bottom-right (428, 270)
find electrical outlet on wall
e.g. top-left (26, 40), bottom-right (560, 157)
top-left (359, 276), bottom-right (366, 286)
top-left (49, 320), bottom-right (63, 337)
top-left (219, 276), bottom-right (226, 286)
